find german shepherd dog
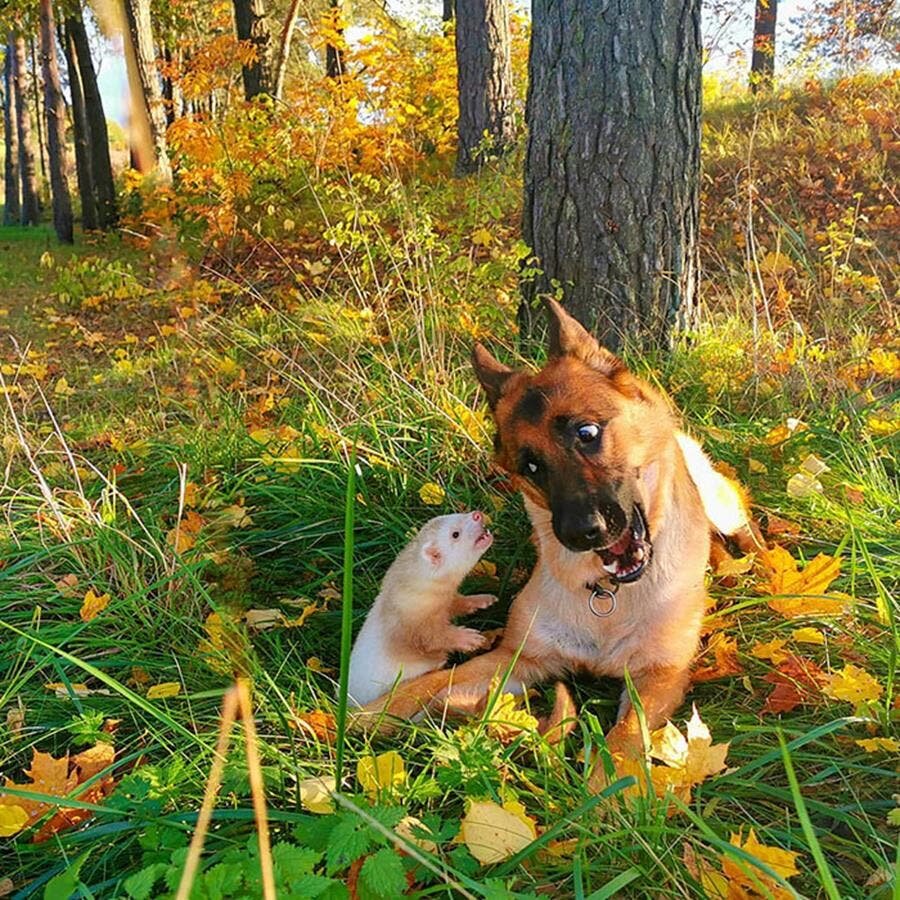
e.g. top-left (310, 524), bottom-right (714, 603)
top-left (363, 300), bottom-right (751, 767)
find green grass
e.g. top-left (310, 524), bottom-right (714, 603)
top-left (1, 80), bottom-right (899, 898)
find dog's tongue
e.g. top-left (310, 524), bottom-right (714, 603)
top-left (608, 529), bottom-right (632, 556)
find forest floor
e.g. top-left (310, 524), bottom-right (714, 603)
top-left (0, 75), bottom-right (898, 899)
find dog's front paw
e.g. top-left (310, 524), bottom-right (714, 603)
top-left (461, 593), bottom-right (498, 613)
top-left (451, 627), bottom-right (487, 654)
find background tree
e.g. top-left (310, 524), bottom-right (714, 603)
top-left (520, 0), bottom-right (701, 351)
top-left (11, 30), bottom-right (40, 225)
top-left (325, 0), bottom-right (345, 79)
top-left (443, 0), bottom-right (455, 23)
top-left (67, 10), bottom-right (117, 228)
top-left (750, 0), bottom-right (778, 91)
top-left (123, 0), bottom-right (171, 180)
top-left (3, 43), bottom-right (22, 224)
top-left (272, 0), bottom-right (303, 102)
top-left (38, 0), bottom-right (73, 242)
top-left (233, 0), bottom-right (273, 100)
top-left (454, 0), bottom-right (514, 174)
top-left (62, 19), bottom-right (97, 230)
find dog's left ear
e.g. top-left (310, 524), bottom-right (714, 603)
top-left (472, 343), bottom-right (514, 409)
top-left (545, 298), bottom-right (624, 378)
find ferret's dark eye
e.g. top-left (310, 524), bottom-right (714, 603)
top-left (451, 531), bottom-right (460, 539)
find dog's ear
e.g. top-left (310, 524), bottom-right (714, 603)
top-left (472, 343), bottom-right (514, 409)
top-left (545, 298), bottom-right (624, 378)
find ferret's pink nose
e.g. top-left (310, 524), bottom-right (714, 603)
top-left (471, 510), bottom-right (483, 522)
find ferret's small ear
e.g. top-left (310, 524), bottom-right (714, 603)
top-left (422, 542), bottom-right (442, 568)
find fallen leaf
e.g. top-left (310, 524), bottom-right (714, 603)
top-left (298, 776), bottom-right (335, 814)
top-left (0, 805), bottom-right (29, 837)
top-left (357, 751), bottom-right (406, 797)
top-left (786, 472), bottom-right (823, 498)
top-left (762, 655), bottom-right (827, 714)
top-left (762, 547), bottom-right (850, 617)
top-left (80, 589), bottom-right (111, 622)
top-left (293, 709), bottom-right (336, 742)
top-left (0, 750), bottom-right (76, 833)
top-left (855, 737), bottom-right (900, 753)
top-left (765, 515), bottom-right (800, 537)
top-left (715, 554), bottom-right (755, 577)
top-left (751, 638), bottom-right (790, 665)
top-left (823, 665), bottom-right (883, 706)
top-left (484, 693), bottom-right (540, 743)
top-left (395, 815), bottom-right (437, 853)
top-left (244, 608), bottom-right (283, 630)
top-left (459, 799), bottom-right (536, 865)
top-left (722, 828), bottom-right (802, 898)
top-left (649, 705), bottom-right (730, 788)
top-left (146, 682), bottom-right (182, 700)
top-left (418, 482), bottom-right (445, 505)
top-left (791, 627), bottom-right (825, 645)
top-left (6, 704), bottom-right (25, 738)
top-left (692, 633), bottom-right (743, 683)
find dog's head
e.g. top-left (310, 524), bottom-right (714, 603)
top-left (473, 300), bottom-right (674, 583)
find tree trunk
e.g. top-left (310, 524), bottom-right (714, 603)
top-left (69, 11), bottom-right (117, 228)
top-left (39, 0), bottom-right (74, 243)
top-left (325, 0), bottom-right (345, 78)
top-left (454, 0), bottom-right (514, 174)
top-left (12, 32), bottom-right (40, 226)
top-left (272, 0), bottom-right (303, 102)
top-left (123, 0), bottom-right (172, 180)
top-left (519, 0), bottom-right (702, 352)
top-left (443, 0), bottom-right (455, 22)
top-left (233, 0), bottom-right (274, 100)
top-left (3, 39), bottom-right (21, 225)
top-left (162, 46), bottom-right (184, 123)
top-left (30, 38), bottom-right (48, 182)
top-left (750, 0), bottom-right (778, 92)
top-left (62, 21), bottom-right (98, 231)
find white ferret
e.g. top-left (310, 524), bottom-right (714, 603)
top-left (347, 511), bottom-right (497, 707)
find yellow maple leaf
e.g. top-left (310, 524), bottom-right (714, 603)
top-left (650, 705), bottom-right (730, 789)
top-left (418, 482), bottom-right (445, 505)
top-left (357, 751), bottom-right (406, 797)
top-left (0, 750), bottom-right (76, 828)
top-left (750, 638), bottom-right (790, 665)
top-left (715, 554), bottom-right (756, 577)
top-left (459, 799), bottom-right (536, 865)
top-left (791, 627), bottom-right (825, 645)
top-left (471, 227), bottom-right (493, 247)
top-left (855, 737), bottom-right (899, 753)
top-left (823, 665), bottom-right (883, 706)
top-left (146, 682), bottom-right (182, 700)
top-left (484, 693), bottom-right (539, 743)
top-left (80, 589), bottom-right (111, 623)
top-left (298, 776), bottom-right (335, 814)
top-left (722, 828), bottom-right (801, 898)
top-left (762, 547), bottom-right (850, 618)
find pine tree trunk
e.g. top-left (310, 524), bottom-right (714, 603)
top-left (3, 39), bottom-right (21, 225)
top-left (750, 0), bottom-right (778, 92)
top-left (325, 0), bottom-right (345, 78)
top-left (69, 12), bottom-right (117, 228)
top-left (233, 0), bottom-right (274, 99)
top-left (519, 0), bottom-right (701, 351)
top-left (443, 0), bottom-right (455, 22)
top-left (123, 0), bottom-right (172, 180)
top-left (62, 21), bottom-right (98, 231)
top-left (454, 0), bottom-right (514, 174)
top-left (12, 32), bottom-right (40, 226)
top-left (39, 0), bottom-right (74, 243)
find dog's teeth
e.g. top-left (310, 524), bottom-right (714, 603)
top-left (634, 547), bottom-right (644, 560)
top-left (603, 562), bottom-right (618, 575)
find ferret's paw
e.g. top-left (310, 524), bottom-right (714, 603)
top-left (461, 593), bottom-right (498, 613)
top-left (451, 627), bottom-right (487, 654)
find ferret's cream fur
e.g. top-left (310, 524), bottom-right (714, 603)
top-left (347, 511), bottom-right (496, 707)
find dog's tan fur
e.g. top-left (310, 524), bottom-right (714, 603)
top-left (360, 301), bottom-right (749, 770)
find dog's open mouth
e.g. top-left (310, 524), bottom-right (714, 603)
top-left (595, 505), bottom-right (651, 583)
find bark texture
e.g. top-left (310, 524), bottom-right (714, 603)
top-left (750, 0), bottom-right (778, 91)
top-left (520, 0), bottom-right (702, 351)
top-left (12, 31), bottom-right (40, 226)
top-left (30, 38), bottom-right (47, 180)
top-left (69, 12), bottom-right (117, 228)
top-left (3, 40), bottom-right (21, 225)
top-left (273, 0), bottom-right (303, 101)
top-left (39, 0), bottom-right (74, 242)
top-left (123, 0), bottom-right (171, 180)
top-left (325, 0), bottom-right (345, 78)
top-left (443, 0), bottom-right (456, 22)
top-left (233, 0), bottom-right (274, 99)
top-left (454, 0), bottom-right (514, 174)
top-left (63, 22), bottom-right (98, 230)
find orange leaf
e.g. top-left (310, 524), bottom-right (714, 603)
top-left (80, 588), bottom-right (111, 622)
top-left (761, 655), bottom-right (826, 715)
top-left (692, 633), bottom-right (743, 683)
top-left (761, 547), bottom-right (849, 618)
top-left (722, 828), bottom-right (802, 897)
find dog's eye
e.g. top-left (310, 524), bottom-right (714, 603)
top-left (576, 423), bottom-right (602, 444)
top-left (524, 459), bottom-right (541, 476)
top-left (451, 531), bottom-right (460, 539)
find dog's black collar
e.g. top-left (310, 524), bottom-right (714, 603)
top-left (585, 579), bottom-right (618, 617)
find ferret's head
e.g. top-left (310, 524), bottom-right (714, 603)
top-left (419, 511), bottom-right (493, 580)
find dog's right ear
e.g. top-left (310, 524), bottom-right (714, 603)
top-left (472, 343), bottom-right (514, 410)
